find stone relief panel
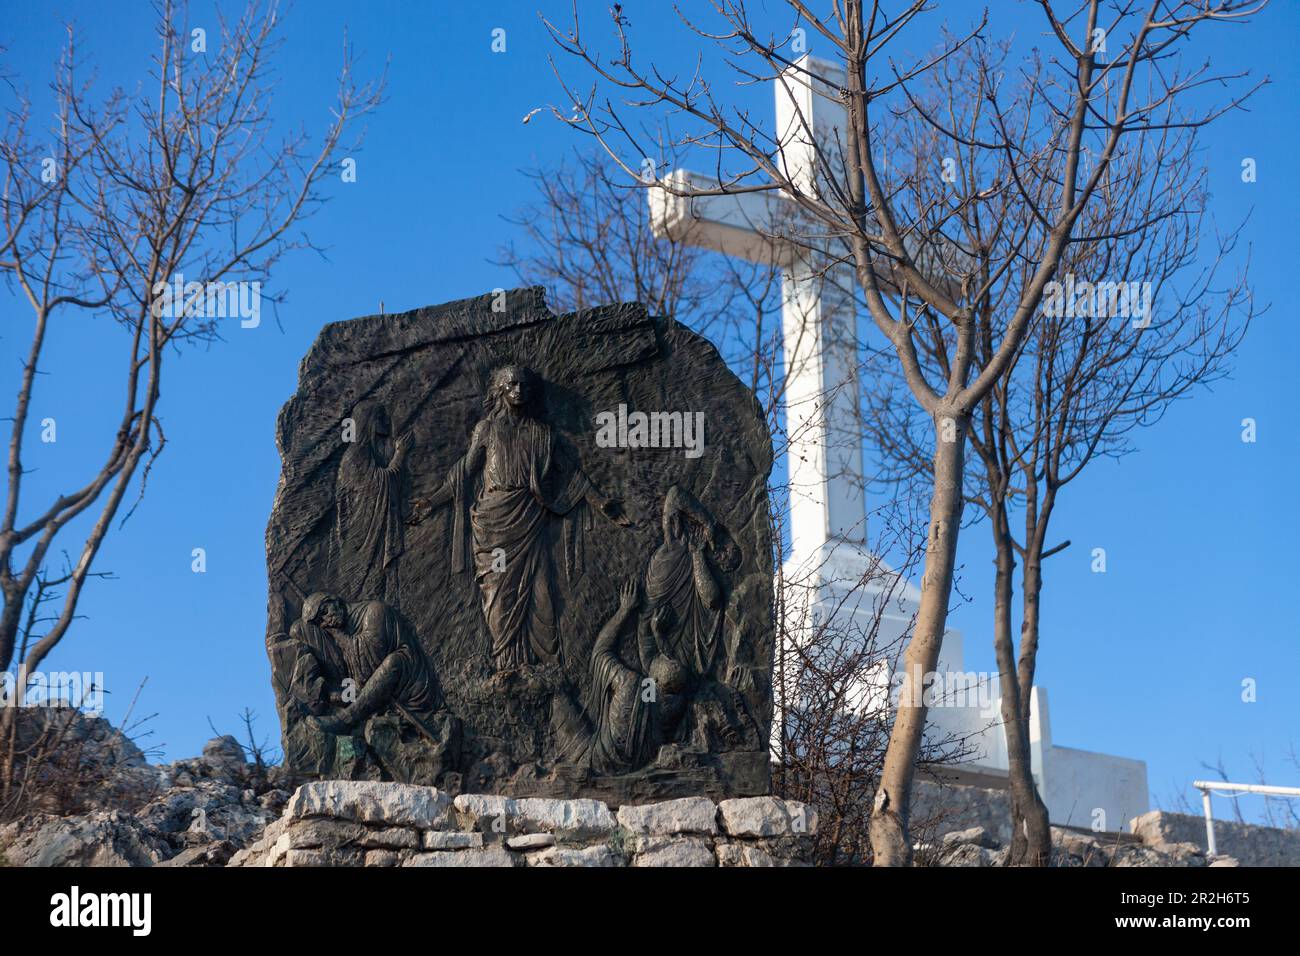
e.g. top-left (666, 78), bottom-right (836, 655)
top-left (265, 288), bottom-right (774, 803)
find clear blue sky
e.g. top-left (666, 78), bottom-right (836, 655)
top-left (2, 1), bottom-right (1296, 823)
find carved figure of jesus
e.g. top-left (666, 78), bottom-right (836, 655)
top-left (416, 366), bottom-right (628, 669)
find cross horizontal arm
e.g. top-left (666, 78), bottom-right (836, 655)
top-left (649, 170), bottom-right (797, 267)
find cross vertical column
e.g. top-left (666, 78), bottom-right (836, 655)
top-left (774, 55), bottom-right (868, 559)
top-left (781, 257), bottom-right (868, 555)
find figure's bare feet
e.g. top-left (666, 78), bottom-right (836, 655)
top-left (305, 714), bottom-right (344, 736)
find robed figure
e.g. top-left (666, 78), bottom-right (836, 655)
top-left (284, 592), bottom-right (459, 784)
top-left (418, 366), bottom-right (628, 670)
top-left (645, 486), bottom-right (726, 677)
top-left (334, 401), bottom-right (410, 603)
top-left (552, 580), bottom-right (687, 774)
top-left (298, 592), bottom-right (443, 733)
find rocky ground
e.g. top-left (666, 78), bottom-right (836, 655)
top-left (0, 709), bottom-right (292, 867)
top-left (928, 823), bottom-right (1238, 868)
top-left (0, 712), bottom-right (1239, 867)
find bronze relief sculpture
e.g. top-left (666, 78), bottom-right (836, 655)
top-left (265, 288), bottom-right (774, 802)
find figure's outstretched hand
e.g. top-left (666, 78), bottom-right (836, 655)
top-left (688, 520), bottom-right (708, 552)
top-left (406, 496), bottom-right (431, 527)
top-left (618, 579), bottom-right (641, 612)
top-left (600, 497), bottom-right (633, 527)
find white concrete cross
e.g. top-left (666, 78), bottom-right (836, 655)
top-left (649, 55), bottom-right (869, 574)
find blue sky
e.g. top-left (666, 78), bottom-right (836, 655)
top-left (2, 1), bottom-right (1296, 823)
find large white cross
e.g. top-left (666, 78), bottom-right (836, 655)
top-left (649, 55), bottom-right (869, 571)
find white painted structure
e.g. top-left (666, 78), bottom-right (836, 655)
top-left (649, 54), bottom-right (1148, 833)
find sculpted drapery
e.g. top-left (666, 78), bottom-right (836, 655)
top-left (645, 485), bottom-right (724, 677)
top-left (447, 413), bottom-right (591, 667)
top-left (334, 401), bottom-right (408, 603)
top-left (429, 366), bottom-right (621, 670)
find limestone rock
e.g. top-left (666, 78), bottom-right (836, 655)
top-left (1128, 809), bottom-right (1300, 866)
top-left (912, 779), bottom-right (1014, 848)
top-left (632, 835), bottom-right (716, 867)
top-left (617, 797), bottom-right (718, 835)
top-left (403, 846), bottom-right (521, 867)
top-left (228, 816), bottom-right (290, 867)
top-left (259, 789), bottom-right (291, 813)
top-left (423, 831), bottom-right (484, 850)
top-left (717, 842), bottom-right (775, 867)
top-left (136, 779), bottom-right (273, 848)
top-left (753, 835), bottom-right (814, 866)
top-left (287, 781), bottom-right (453, 829)
top-left (1110, 845), bottom-right (1167, 867)
top-left (157, 841), bottom-right (237, 867)
top-left (1128, 810), bottom-right (1169, 845)
top-left (284, 818), bottom-right (419, 851)
top-left (451, 793), bottom-right (514, 825)
top-left (527, 845), bottom-right (618, 867)
top-left (1052, 829), bottom-right (1105, 866)
top-left (285, 847), bottom-right (365, 867)
top-left (715, 839), bottom-right (811, 867)
top-left (201, 735), bottom-right (247, 773)
top-left (2, 810), bottom-right (170, 867)
top-left (266, 830), bottom-right (292, 867)
top-left (355, 827), bottom-right (420, 850)
top-left (942, 843), bottom-right (998, 867)
top-left (507, 833), bottom-right (556, 850)
top-left (717, 797), bottom-right (816, 837)
top-left (1151, 841), bottom-right (1207, 866)
top-left (4, 708), bottom-right (162, 815)
top-left (453, 794), bottom-right (616, 840)
top-left (940, 825), bottom-right (998, 849)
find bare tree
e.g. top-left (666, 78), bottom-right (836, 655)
top-left (539, 0), bottom-right (1265, 863)
top-left (867, 34), bottom-right (1256, 864)
top-left (0, 0), bottom-right (382, 794)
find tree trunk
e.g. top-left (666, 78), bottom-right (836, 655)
top-left (0, 704), bottom-right (14, 805)
top-left (985, 501), bottom-right (1048, 864)
top-left (1013, 543), bottom-right (1052, 861)
top-left (1018, 551), bottom-right (1045, 729)
top-left (870, 411), bottom-right (967, 866)
top-left (0, 593), bottom-right (21, 676)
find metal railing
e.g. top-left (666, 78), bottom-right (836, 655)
top-left (1192, 780), bottom-right (1300, 856)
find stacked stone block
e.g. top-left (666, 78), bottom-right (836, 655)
top-left (230, 781), bottom-right (817, 867)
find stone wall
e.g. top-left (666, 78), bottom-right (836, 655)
top-left (1130, 811), bottom-right (1300, 867)
top-left (230, 781), bottom-right (817, 867)
top-left (912, 778), bottom-right (1014, 847)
